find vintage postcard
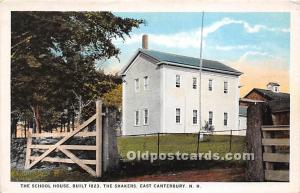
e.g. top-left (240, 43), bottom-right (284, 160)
top-left (0, 0), bottom-right (300, 193)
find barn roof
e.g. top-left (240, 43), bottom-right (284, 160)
top-left (243, 88), bottom-right (290, 113)
top-left (245, 88), bottom-right (290, 101)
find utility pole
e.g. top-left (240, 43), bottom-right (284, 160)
top-left (197, 11), bottom-right (205, 154)
top-left (199, 11), bottom-right (204, 134)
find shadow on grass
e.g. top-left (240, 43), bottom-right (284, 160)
top-left (11, 159), bottom-right (245, 182)
top-left (102, 159), bottom-right (246, 181)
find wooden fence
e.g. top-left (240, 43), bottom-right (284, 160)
top-left (261, 125), bottom-right (289, 182)
top-left (245, 102), bottom-right (290, 182)
top-left (25, 101), bottom-right (103, 177)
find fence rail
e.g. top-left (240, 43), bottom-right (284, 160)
top-left (261, 125), bottom-right (289, 182)
top-left (119, 129), bottom-right (247, 137)
top-left (30, 131), bottom-right (97, 138)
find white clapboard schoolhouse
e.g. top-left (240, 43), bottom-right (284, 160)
top-left (121, 35), bottom-right (242, 135)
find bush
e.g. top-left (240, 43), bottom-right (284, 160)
top-left (203, 121), bottom-right (215, 133)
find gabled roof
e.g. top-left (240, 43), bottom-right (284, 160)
top-left (244, 88), bottom-right (290, 113)
top-left (245, 88), bottom-right (290, 101)
top-left (121, 49), bottom-right (242, 76)
top-left (267, 82), bottom-right (280, 86)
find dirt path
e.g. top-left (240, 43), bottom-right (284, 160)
top-left (118, 168), bottom-right (245, 182)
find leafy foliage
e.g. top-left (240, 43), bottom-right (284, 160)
top-left (11, 11), bottom-right (143, 133)
top-left (203, 121), bottom-right (215, 133)
top-left (102, 84), bottom-right (122, 109)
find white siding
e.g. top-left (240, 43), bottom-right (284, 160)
top-left (162, 65), bottom-right (240, 134)
top-left (202, 69), bottom-right (240, 134)
top-left (122, 54), bottom-right (241, 135)
top-left (238, 116), bottom-right (247, 136)
top-left (122, 54), bottom-right (161, 135)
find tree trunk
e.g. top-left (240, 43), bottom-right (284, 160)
top-left (78, 98), bottom-right (83, 124)
top-left (72, 112), bottom-right (75, 131)
top-left (60, 115), bottom-right (63, 132)
top-left (15, 120), bottom-right (18, 137)
top-left (11, 118), bottom-right (18, 138)
top-left (31, 105), bottom-right (42, 133)
top-left (245, 103), bottom-right (272, 181)
top-left (32, 118), bottom-right (36, 133)
top-left (24, 117), bottom-right (27, 138)
top-left (67, 113), bottom-right (70, 132)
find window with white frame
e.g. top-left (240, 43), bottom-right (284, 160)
top-left (224, 81), bottom-right (228, 93)
top-left (135, 78), bottom-right (139, 92)
top-left (135, 110), bottom-right (139, 126)
top-left (192, 77), bottom-right (197, 89)
top-left (144, 109), bottom-right (149, 125)
top-left (209, 111), bottom-right (213, 125)
top-left (224, 112), bottom-right (228, 126)
top-left (209, 79), bottom-right (213, 91)
top-left (176, 75), bottom-right (180, 88)
top-left (193, 110), bottom-right (198, 124)
top-left (176, 108), bottom-right (181, 123)
top-left (144, 76), bottom-right (149, 90)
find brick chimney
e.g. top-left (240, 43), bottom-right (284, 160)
top-left (267, 82), bottom-right (280, 93)
top-left (142, 34), bottom-right (148, 49)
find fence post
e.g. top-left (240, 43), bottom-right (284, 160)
top-left (157, 133), bottom-right (160, 156)
top-left (24, 134), bottom-right (32, 169)
top-left (95, 100), bottom-right (102, 178)
top-left (196, 132), bottom-right (200, 155)
top-left (102, 107), bottom-right (119, 174)
top-left (245, 103), bottom-right (265, 181)
top-left (229, 129), bottom-right (232, 152)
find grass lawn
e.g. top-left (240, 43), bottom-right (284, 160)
top-left (11, 167), bottom-right (97, 182)
top-left (117, 134), bottom-right (246, 160)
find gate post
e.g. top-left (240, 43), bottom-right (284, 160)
top-left (229, 129), bottom-right (232, 152)
top-left (102, 107), bottom-right (119, 174)
top-left (245, 102), bottom-right (272, 181)
top-left (96, 100), bottom-right (103, 177)
top-left (245, 102), bottom-right (264, 181)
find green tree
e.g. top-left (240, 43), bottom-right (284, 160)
top-left (102, 84), bottom-right (122, 109)
top-left (11, 11), bottom-right (143, 133)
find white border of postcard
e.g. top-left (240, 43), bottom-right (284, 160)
top-left (1, 0), bottom-right (300, 193)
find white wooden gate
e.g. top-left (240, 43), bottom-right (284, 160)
top-left (25, 101), bottom-right (103, 177)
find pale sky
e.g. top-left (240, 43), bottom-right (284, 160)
top-left (101, 12), bottom-right (290, 97)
